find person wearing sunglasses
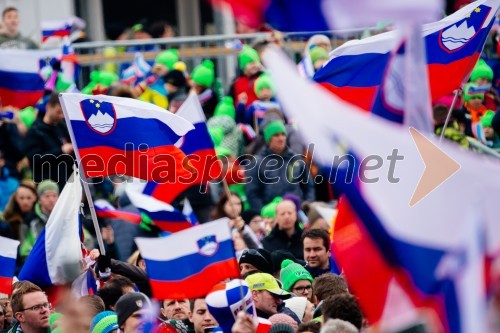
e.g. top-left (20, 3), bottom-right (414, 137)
top-left (9, 283), bottom-right (50, 333)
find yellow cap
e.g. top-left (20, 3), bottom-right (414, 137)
top-left (245, 273), bottom-right (291, 298)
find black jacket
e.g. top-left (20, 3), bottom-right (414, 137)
top-left (23, 119), bottom-right (74, 185)
top-left (109, 259), bottom-right (152, 297)
top-left (0, 122), bottom-right (24, 177)
top-left (261, 222), bottom-right (304, 260)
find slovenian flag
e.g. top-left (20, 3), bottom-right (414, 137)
top-left (314, 0), bottom-right (500, 111)
top-left (18, 171), bottom-right (83, 289)
top-left (135, 218), bottom-right (240, 299)
top-left (0, 49), bottom-right (61, 109)
top-left (59, 93), bottom-right (194, 185)
top-left (0, 236), bottom-right (20, 294)
top-left (146, 92), bottom-right (222, 204)
top-left (264, 47), bottom-right (500, 333)
top-left (126, 182), bottom-right (192, 233)
top-left (94, 199), bottom-right (142, 225)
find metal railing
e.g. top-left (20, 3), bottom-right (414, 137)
top-left (70, 29), bottom-right (376, 90)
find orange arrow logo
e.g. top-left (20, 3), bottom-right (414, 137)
top-left (409, 127), bottom-right (461, 207)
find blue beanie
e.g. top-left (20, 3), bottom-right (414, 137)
top-left (90, 311), bottom-right (119, 333)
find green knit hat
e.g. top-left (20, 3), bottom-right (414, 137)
top-left (209, 127), bottom-right (225, 146)
top-left (214, 96), bottom-right (236, 119)
top-left (481, 110), bottom-right (496, 127)
top-left (280, 259), bottom-right (314, 292)
top-left (19, 106), bottom-right (36, 128)
top-left (37, 180), bottom-right (59, 197)
top-left (238, 45), bottom-right (260, 71)
top-left (90, 311), bottom-right (119, 333)
top-left (470, 59), bottom-right (493, 82)
top-left (310, 46), bottom-right (329, 64)
top-left (191, 60), bottom-right (215, 87)
top-left (254, 75), bottom-right (275, 96)
top-left (216, 146), bottom-right (232, 157)
top-left (261, 197), bottom-right (282, 218)
top-left (264, 121), bottom-right (287, 143)
top-left (155, 49), bottom-right (179, 70)
top-left (463, 83), bottom-right (485, 102)
top-left (90, 71), bottom-right (119, 87)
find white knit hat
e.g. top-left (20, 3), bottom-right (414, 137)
top-left (283, 297), bottom-right (307, 321)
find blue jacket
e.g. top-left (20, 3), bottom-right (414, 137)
top-left (0, 167), bottom-right (19, 211)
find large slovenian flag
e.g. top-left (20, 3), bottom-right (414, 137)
top-left (145, 92), bottom-right (222, 204)
top-left (135, 218), bottom-right (240, 299)
top-left (314, 0), bottom-right (500, 111)
top-left (126, 181), bottom-right (192, 233)
top-left (59, 93), bottom-right (194, 184)
top-left (264, 47), bottom-right (500, 332)
top-left (0, 236), bottom-right (20, 294)
top-left (94, 199), bottom-right (142, 225)
top-left (18, 171), bottom-right (83, 289)
top-left (0, 49), bottom-right (61, 109)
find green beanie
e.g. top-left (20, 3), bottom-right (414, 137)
top-left (481, 110), bottom-right (496, 127)
top-left (470, 59), bottom-right (493, 82)
top-left (264, 121), bottom-right (287, 143)
top-left (19, 106), bottom-right (36, 128)
top-left (463, 83), bottom-right (485, 102)
top-left (261, 197), bottom-right (282, 218)
top-left (280, 259), bottom-right (314, 292)
top-left (191, 60), bottom-right (215, 87)
top-left (216, 146), bottom-right (233, 157)
top-left (37, 180), bottom-right (59, 197)
top-left (155, 49), bottom-right (179, 70)
top-left (254, 75), bottom-right (275, 96)
top-left (310, 46), bottom-right (329, 64)
top-left (209, 127), bottom-right (225, 146)
top-left (238, 45), bottom-right (260, 71)
top-left (214, 96), bottom-right (236, 119)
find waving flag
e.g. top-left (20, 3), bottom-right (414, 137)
top-left (183, 198), bottom-right (199, 225)
top-left (147, 92), bottom-right (222, 203)
top-left (94, 199), bottom-right (142, 225)
top-left (213, 0), bottom-right (331, 32)
top-left (59, 93), bottom-right (194, 184)
top-left (41, 16), bottom-right (86, 44)
top-left (71, 269), bottom-right (98, 298)
top-left (135, 218), bottom-right (240, 299)
top-left (122, 53), bottom-right (152, 84)
top-left (0, 236), bottom-right (19, 294)
top-left (0, 49), bottom-right (61, 108)
top-left (126, 182), bottom-right (192, 233)
top-left (314, 0), bottom-right (500, 111)
top-left (18, 171), bottom-right (83, 289)
top-left (264, 46), bottom-right (500, 332)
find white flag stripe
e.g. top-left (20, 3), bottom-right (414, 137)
top-left (0, 236), bottom-right (20, 259)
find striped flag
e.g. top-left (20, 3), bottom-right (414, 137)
top-left (135, 218), bottom-right (240, 299)
top-left (0, 236), bottom-right (20, 294)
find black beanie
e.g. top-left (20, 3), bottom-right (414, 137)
top-left (238, 248), bottom-right (273, 275)
top-left (115, 292), bottom-right (151, 327)
top-left (241, 209), bottom-right (260, 224)
top-left (163, 70), bottom-right (187, 88)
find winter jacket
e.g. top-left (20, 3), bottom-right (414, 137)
top-left (20, 203), bottom-right (48, 258)
top-left (261, 222), bottom-right (304, 260)
top-left (23, 119), bottom-right (74, 185)
top-left (0, 121), bottom-right (24, 177)
top-left (0, 33), bottom-right (38, 49)
top-left (0, 167), bottom-right (19, 211)
top-left (246, 147), bottom-right (315, 212)
top-left (228, 71), bottom-right (263, 109)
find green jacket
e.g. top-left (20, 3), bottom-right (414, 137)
top-left (0, 33), bottom-right (38, 49)
top-left (20, 203), bottom-right (48, 258)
